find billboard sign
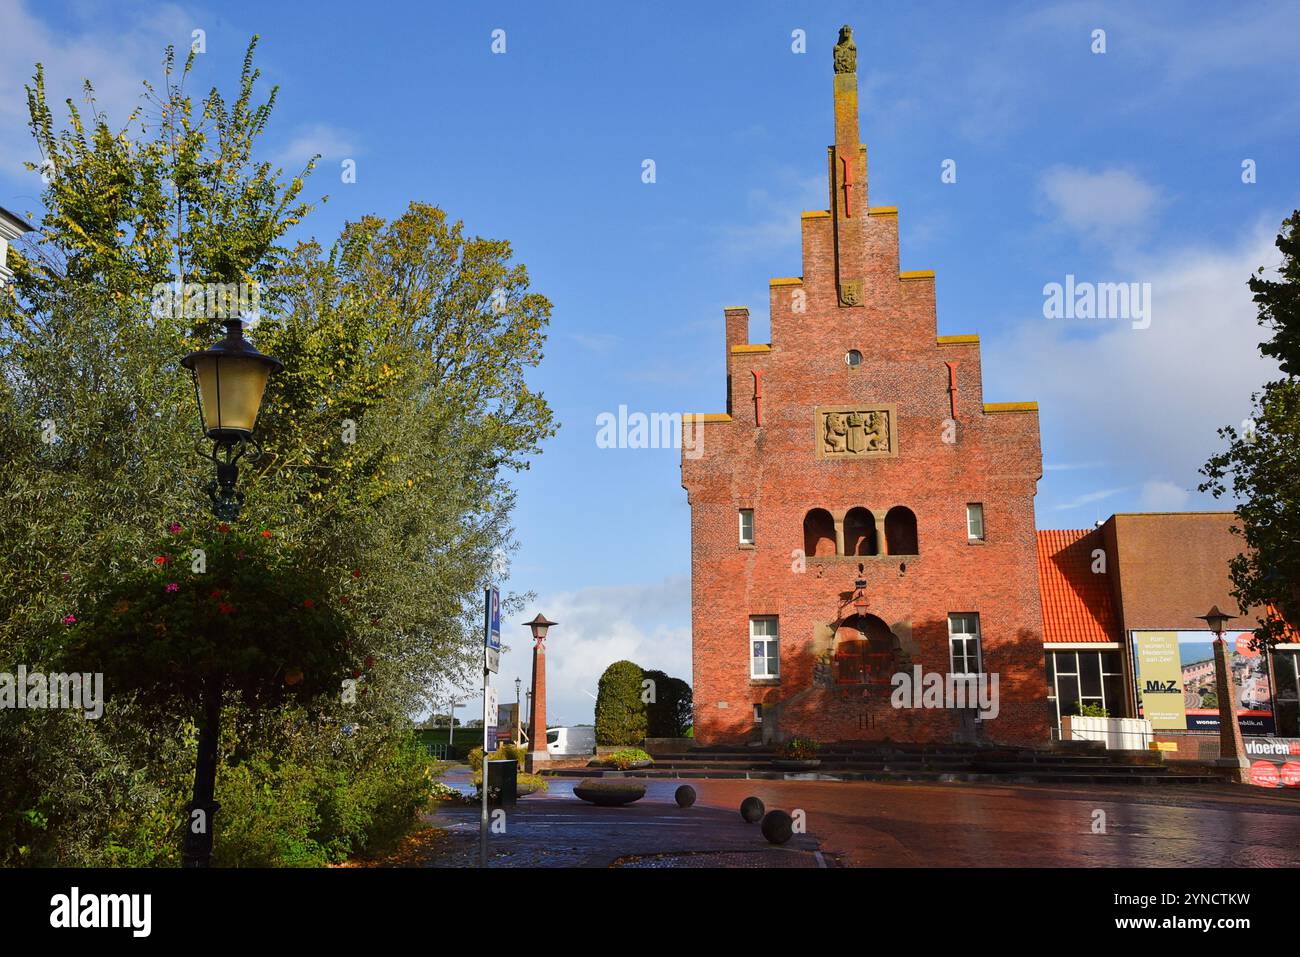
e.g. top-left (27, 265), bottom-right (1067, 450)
top-left (1243, 737), bottom-right (1300, 788)
top-left (1131, 630), bottom-right (1274, 734)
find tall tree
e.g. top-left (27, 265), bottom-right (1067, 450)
top-left (0, 38), bottom-right (554, 863)
top-left (1200, 211), bottom-right (1300, 645)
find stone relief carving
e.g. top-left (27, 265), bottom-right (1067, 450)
top-left (818, 405), bottom-right (894, 458)
top-left (837, 279), bottom-right (863, 307)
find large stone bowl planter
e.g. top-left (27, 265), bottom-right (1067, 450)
top-left (771, 759), bottom-right (822, 771)
top-left (573, 779), bottom-right (647, 807)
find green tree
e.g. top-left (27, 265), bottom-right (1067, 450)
top-left (594, 660), bottom-right (648, 746)
top-left (644, 669), bottom-right (693, 737)
top-left (0, 38), bottom-right (554, 864)
top-left (1201, 211), bottom-right (1300, 647)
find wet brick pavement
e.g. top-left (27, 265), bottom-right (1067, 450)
top-left (421, 769), bottom-right (1300, 868)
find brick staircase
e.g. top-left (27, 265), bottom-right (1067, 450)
top-left (542, 741), bottom-right (1223, 786)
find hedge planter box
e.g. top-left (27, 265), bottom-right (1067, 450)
top-left (573, 780), bottom-right (647, 807)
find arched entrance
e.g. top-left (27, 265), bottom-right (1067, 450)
top-left (833, 614), bottom-right (902, 685)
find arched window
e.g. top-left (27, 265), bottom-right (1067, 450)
top-left (833, 614), bottom-right (900, 685)
top-left (803, 508), bottom-right (836, 557)
top-left (885, 506), bottom-right (918, 555)
top-left (843, 507), bottom-right (877, 556)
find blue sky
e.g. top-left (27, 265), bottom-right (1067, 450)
top-left (3, 0), bottom-right (1297, 723)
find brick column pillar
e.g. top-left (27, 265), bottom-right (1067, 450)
top-left (829, 29), bottom-right (866, 309)
top-left (1212, 636), bottom-right (1249, 783)
top-left (526, 636), bottom-right (548, 772)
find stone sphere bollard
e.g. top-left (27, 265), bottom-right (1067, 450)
top-left (674, 784), bottom-right (697, 808)
top-left (761, 809), bottom-right (794, 845)
top-left (740, 796), bottom-right (765, 823)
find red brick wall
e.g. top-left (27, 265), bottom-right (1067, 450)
top-left (681, 62), bottom-right (1048, 749)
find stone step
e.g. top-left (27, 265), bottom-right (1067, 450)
top-left (540, 767), bottom-right (1221, 786)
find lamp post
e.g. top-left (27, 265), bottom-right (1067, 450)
top-left (514, 677), bottom-right (522, 746)
top-left (524, 614), bottom-right (556, 771)
top-left (178, 316), bottom-right (282, 867)
top-left (1197, 605), bottom-right (1250, 783)
top-left (180, 318), bottom-right (283, 521)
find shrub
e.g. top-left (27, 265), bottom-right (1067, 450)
top-left (1076, 702), bottom-right (1110, 718)
top-left (778, 737), bottom-right (820, 760)
top-left (595, 660), bottom-right (648, 745)
top-left (470, 770), bottom-right (548, 798)
top-left (599, 748), bottom-right (653, 770)
top-left (468, 743), bottom-right (525, 774)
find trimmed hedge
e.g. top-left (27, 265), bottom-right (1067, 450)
top-left (595, 660), bottom-right (647, 745)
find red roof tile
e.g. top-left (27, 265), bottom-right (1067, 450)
top-left (1037, 528), bottom-right (1122, 644)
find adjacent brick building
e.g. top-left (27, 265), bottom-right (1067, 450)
top-left (680, 27), bottom-right (1049, 747)
top-left (1039, 513), bottom-right (1300, 749)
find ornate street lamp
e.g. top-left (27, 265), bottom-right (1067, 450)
top-left (1196, 605), bottom-right (1250, 782)
top-left (523, 615), bottom-right (556, 770)
top-left (514, 677), bottom-right (522, 745)
top-left (176, 317), bottom-right (282, 869)
top-left (526, 613), bottom-right (557, 643)
top-left (1196, 605), bottom-right (1236, 637)
top-left (180, 318), bottom-right (283, 520)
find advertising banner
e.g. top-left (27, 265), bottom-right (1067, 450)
top-left (1243, 737), bottom-right (1300, 788)
top-left (1131, 630), bottom-right (1274, 734)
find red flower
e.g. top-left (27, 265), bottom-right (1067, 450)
top-left (351, 569), bottom-right (361, 579)
top-left (217, 602), bottom-right (235, 615)
top-left (209, 589), bottom-right (223, 600)
top-left (217, 522), bottom-right (231, 534)
top-left (340, 596), bottom-right (350, 605)
top-left (303, 598), bottom-right (315, 609)
top-left (260, 530), bottom-right (272, 539)
top-left (364, 655), bottom-right (374, 669)
top-left (167, 522), bottom-right (182, 534)
top-left (154, 555), bottom-right (168, 566)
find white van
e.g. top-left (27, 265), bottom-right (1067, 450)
top-left (546, 726), bottom-right (596, 756)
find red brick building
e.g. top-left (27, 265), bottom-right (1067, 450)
top-left (681, 27), bottom-right (1048, 748)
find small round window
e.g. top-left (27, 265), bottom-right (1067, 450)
top-left (845, 349), bottom-right (862, 368)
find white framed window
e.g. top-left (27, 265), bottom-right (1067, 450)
top-left (948, 613), bottom-right (982, 675)
top-left (750, 617), bottom-right (779, 678)
top-left (739, 508), bottom-right (754, 545)
top-left (966, 503), bottom-right (985, 541)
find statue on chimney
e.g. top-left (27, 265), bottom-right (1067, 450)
top-left (834, 25), bottom-right (856, 74)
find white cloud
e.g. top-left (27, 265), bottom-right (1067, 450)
top-left (992, 216), bottom-right (1284, 515)
top-left (483, 577), bottom-right (691, 729)
top-left (715, 171), bottom-right (825, 261)
top-left (1039, 165), bottom-right (1162, 244)
top-left (1052, 486), bottom-right (1128, 511)
top-left (1140, 479), bottom-right (1192, 511)
top-left (0, 0), bottom-right (193, 179)
top-left (268, 122), bottom-right (357, 172)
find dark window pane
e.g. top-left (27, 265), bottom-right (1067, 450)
top-left (1103, 674), bottom-right (1125, 715)
top-left (1274, 653), bottom-right (1299, 698)
top-left (1058, 676), bottom-right (1080, 716)
top-left (1055, 652), bottom-right (1078, 675)
top-left (1080, 653), bottom-right (1103, 697)
top-left (1045, 653), bottom-right (1055, 688)
top-left (1101, 651), bottom-right (1122, 674)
